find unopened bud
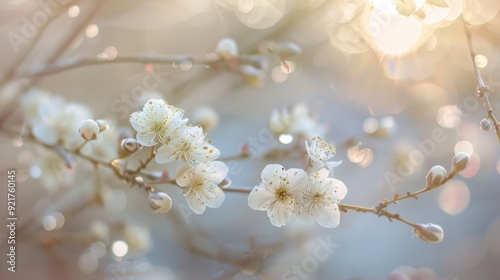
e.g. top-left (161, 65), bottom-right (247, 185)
top-left (273, 42), bottom-right (302, 60)
top-left (240, 65), bottom-right (264, 87)
top-left (450, 152), bottom-right (471, 175)
top-left (216, 38), bottom-right (239, 60)
top-left (95, 119), bottom-right (109, 133)
top-left (191, 106), bottom-right (218, 132)
top-left (425, 165), bottom-right (447, 189)
top-left (148, 192), bottom-right (172, 213)
top-left (79, 119), bottom-right (99, 141)
top-left (480, 118), bottom-right (493, 131)
top-left (121, 138), bottom-right (141, 154)
top-left (412, 223), bottom-right (444, 243)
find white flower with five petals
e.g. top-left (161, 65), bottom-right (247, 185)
top-left (305, 137), bottom-right (341, 172)
top-left (175, 161), bottom-right (228, 214)
top-left (297, 168), bottom-right (347, 228)
top-left (155, 125), bottom-right (219, 165)
top-left (248, 164), bottom-right (308, 227)
top-left (129, 99), bottom-right (186, 146)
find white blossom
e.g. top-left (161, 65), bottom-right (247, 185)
top-left (269, 104), bottom-right (325, 141)
top-left (83, 128), bottom-right (120, 163)
top-left (32, 146), bottom-right (75, 192)
top-left (297, 168), bottom-right (347, 228)
top-left (129, 99), bottom-right (186, 147)
top-left (175, 161), bottom-right (228, 214)
top-left (155, 125), bottom-right (219, 165)
top-left (248, 164), bottom-right (308, 227)
top-left (305, 137), bottom-right (342, 172)
top-left (21, 92), bottom-right (92, 146)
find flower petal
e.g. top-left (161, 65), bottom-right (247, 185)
top-left (323, 178), bottom-right (347, 200)
top-left (137, 132), bottom-right (157, 147)
top-left (248, 186), bottom-right (275, 211)
top-left (205, 184), bottom-right (225, 208)
top-left (175, 164), bottom-right (192, 187)
top-left (296, 203), bottom-right (318, 225)
top-left (195, 161), bottom-right (228, 184)
top-left (268, 202), bottom-right (292, 227)
top-left (185, 192), bottom-right (207, 214)
top-left (155, 144), bottom-right (176, 163)
top-left (316, 203), bottom-right (341, 228)
top-left (285, 168), bottom-right (308, 194)
top-left (144, 99), bottom-right (166, 123)
top-left (130, 112), bottom-right (149, 133)
top-left (33, 124), bottom-right (58, 145)
top-left (191, 143), bottom-right (220, 163)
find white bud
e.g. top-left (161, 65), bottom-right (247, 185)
top-left (273, 42), bottom-right (302, 60)
top-left (95, 119), bottom-right (109, 133)
top-left (191, 106), bottom-right (219, 132)
top-left (480, 118), bottom-right (493, 131)
top-left (216, 38), bottom-right (238, 60)
top-left (240, 65), bottom-right (264, 87)
top-left (121, 138), bottom-right (141, 154)
top-left (148, 192), bottom-right (172, 213)
top-left (425, 165), bottom-right (447, 189)
top-left (412, 223), bottom-right (444, 243)
top-left (450, 152), bottom-right (471, 175)
top-left (79, 119), bottom-right (99, 141)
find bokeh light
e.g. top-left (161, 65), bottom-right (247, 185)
top-left (454, 140), bottom-right (474, 155)
top-left (459, 152), bottom-right (480, 178)
top-left (78, 252), bottom-right (98, 274)
top-left (437, 105), bottom-right (462, 128)
top-left (438, 180), bottom-right (470, 215)
top-left (112, 240), bottom-right (129, 257)
top-left (85, 24), bottom-right (99, 38)
top-left (68, 5), bottom-right (80, 18)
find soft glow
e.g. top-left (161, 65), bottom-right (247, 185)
top-left (234, 0), bottom-right (286, 29)
top-left (78, 252), bottom-right (98, 274)
top-left (363, 117), bottom-right (379, 134)
top-left (475, 54), bottom-right (488, 68)
top-left (237, 0), bottom-right (255, 13)
top-left (278, 134), bottom-right (294, 144)
top-left (437, 105), bottom-right (462, 128)
top-left (438, 180), bottom-right (470, 215)
top-left (271, 66), bottom-right (287, 83)
top-left (85, 24), bottom-right (99, 38)
top-left (68, 5), bottom-right (80, 18)
top-left (366, 8), bottom-right (423, 55)
top-left (104, 46), bottom-right (118, 60)
top-left (42, 215), bottom-right (57, 231)
top-left (112, 240), bottom-right (129, 257)
top-left (460, 152), bottom-right (480, 178)
top-left (29, 165), bottom-right (41, 178)
top-left (454, 140), bottom-right (474, 155)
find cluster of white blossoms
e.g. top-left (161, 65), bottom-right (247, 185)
top-left (248, 164), bottom-right (347, 228)
top-left (269, 104), bottom-right (326, 142)
top-left (248, 139), bottom-right (346, 228)
top-left (129, 99), bottom-right (228, 214)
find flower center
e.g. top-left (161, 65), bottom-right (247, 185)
top-left (275, 187), bottom-right (289, 202)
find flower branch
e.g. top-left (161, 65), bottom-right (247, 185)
top-left (462, 18), bottom-right (500, 143)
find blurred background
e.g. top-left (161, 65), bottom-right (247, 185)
top-left (0, 0), bottom-right (500, 279)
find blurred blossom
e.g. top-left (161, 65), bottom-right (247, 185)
top-left (33, 146), bottom-right (75, 192)
top-left (269, 104), bottom-right (326, 141)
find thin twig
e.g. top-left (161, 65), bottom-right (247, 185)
top-left (18, 54), bottom-right (221, 78)
top-left (462, 18), bottom-right (500, 142)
